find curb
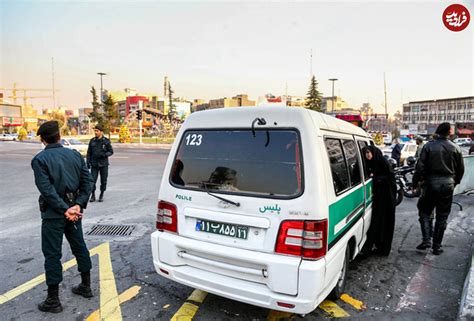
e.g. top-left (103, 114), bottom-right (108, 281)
top-left (458, 249), bottom-right (474, 320)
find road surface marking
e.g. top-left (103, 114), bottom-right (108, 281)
top-left (318, 300), bottom-right (350, 317)
top-left (0, 242), bottom-right (122, 320)
top-left (85, 285), bottom-right (141, 321)
top-left (96, 242), bottom-right (122, 320)
top-left (0, 257), bottom-right (75, 304)
top-left (171, 289), bottom-right (207, 321)
top-left (340, 293), bottom-right (366, 310)
top-left (267, 310), bottom-right (294, 320)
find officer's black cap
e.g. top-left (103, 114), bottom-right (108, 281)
top-left (95, 124), bottom-right (104, 132)
top-left (37, 121), bottom-right (60, 137)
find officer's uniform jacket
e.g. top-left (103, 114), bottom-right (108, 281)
top-left (413, 137), bottom-right (465, 187)
top-left (87, 136), bottom-right (114, 168)
top-left (31, 143), bottom-right (93, 219)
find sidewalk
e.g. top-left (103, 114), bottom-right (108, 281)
top-left (114, 142), bottom-right (172, 149)
top-left (12, 140), bottom-right (173, 149)
top-left (459, 248), bottom-right (474, 320)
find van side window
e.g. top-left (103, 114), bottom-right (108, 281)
top-left (342, 140), bottom-right (362, 187)
top-left (357, 141), bottom-right (369, 180)
top-left (324, 138), bottom-right (350, 194)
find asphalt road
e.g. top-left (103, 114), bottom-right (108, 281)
top-left (0, 141), bottom-right (472, 321)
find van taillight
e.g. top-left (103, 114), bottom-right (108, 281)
top-left (156, 201), bottom-right (178, 233)
top-left (275, 220), bottom-right (327, 260)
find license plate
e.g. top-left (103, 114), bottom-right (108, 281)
top-left (196, 219), bottom-right (249, 240)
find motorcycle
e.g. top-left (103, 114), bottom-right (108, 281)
top-left (388, 156), bottom-right (418, 206)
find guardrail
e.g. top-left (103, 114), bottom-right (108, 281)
top-left (454, 155), bottom-right (474, 196)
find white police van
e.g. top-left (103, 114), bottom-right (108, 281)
top-left (151, 106), bottom-right (373, 314)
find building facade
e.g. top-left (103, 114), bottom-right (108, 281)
top-left (402, 96), bottom-right (474, 136)
top-left (0, 103), bottom-right (22, 133)
top-left (321, 96), bottom-right (349, 113)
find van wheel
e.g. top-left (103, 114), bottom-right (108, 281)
top-left (329, 246), bottom-right (349, 300)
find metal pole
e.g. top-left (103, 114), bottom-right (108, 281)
top-left (97, 72), bottom-right (107, 104)
top-left (328, 78), bottom-right (338, 113)
top-left (384, 72), bottom-right (388, 116)
top-left (139, 101), bottom-right (143, 144)
top-left (51, 57), bottom-right (56, 109)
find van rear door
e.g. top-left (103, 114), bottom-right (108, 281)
top-left (169, 129), bottom-right (303, 248)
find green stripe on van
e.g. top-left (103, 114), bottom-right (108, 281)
top-left (328, 185), bottom-right (365, 244)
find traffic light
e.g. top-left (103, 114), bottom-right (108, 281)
top-left (136, 110), bottom-right (142, 120)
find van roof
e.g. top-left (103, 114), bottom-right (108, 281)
top-left (185, 106), bottom-right (369, 137)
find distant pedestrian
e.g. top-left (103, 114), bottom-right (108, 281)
top-left (87, 124), bottom-right (114, 202)
top-left (361, 145), bottom-right (397, 256)
top-left (391, 139), bottom-right (402, 167)
top-left (31, 121), bottom-right (94, 313)
top-left (412, 122), bottom-right (464, 255)
top-left (415, 136), bottom-right (426, 159)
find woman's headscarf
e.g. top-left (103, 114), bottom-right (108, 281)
top-left (362, 145), bottom-right (392, 176)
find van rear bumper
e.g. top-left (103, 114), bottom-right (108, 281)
top-left (151, 230), bottom-right (327, 314)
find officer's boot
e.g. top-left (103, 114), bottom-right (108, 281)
top-left (90, 193), bottom-right (96, 202)
top-left (72, 271), bottom-right (93, 298)
top-left (98, 191), bottom-right (104, 202)
top-left (38, 284), bottom-right (63, 313)
top-left (432, 219), bottom-right (447, 255)
top-left (416, 215), bottom-right (432, 250)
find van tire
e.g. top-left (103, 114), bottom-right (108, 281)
top-left (328, 246), bottom-right (349, 300)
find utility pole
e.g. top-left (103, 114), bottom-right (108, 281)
top-left (138, 100), bottom-right (143, 144)
top-left (329, 78), bottom-right (338, 113)
top-left (384, 72), bottom-right (388, 116)
top-left (51, 57), bottom-right (56, 109)
top-left (97, 72), bottom-right (107, 104)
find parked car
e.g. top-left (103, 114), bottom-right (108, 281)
top-left (151, 106), bottom-right (375, 314)
top-left (41, 137), bottom-right (88, 157)
top-left (453, 137), bottom-right (472, 147)
top-left (383, 142), bottom-right (417, 165)
top-left (0, 133), bottom-right (18, 141)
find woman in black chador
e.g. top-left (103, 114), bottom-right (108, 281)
top-left (361, 145), bottom-right (397, 256)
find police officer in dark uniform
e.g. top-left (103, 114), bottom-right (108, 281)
top-left (32, 121), bottom-right (94, 313)
top-left (413, 122), bottom-right (464, 255)
top-left (87, 124), bottom-right (114, 202)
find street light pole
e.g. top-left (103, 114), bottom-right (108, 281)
top-left (328, 78), bottom-right (338, 114)
top-left (97, 72), bottom-right (107, 103)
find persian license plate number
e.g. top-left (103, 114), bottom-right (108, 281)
top-left (195, 220), bottom-right (248, 239)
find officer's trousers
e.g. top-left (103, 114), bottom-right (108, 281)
top-left (91, 166), bottom-right (108, 193)
top-left (42, 218), bottom-right (92, 286)
top-left (417, 179), bottom-right (455, 248)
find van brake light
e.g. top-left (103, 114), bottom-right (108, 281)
top-left (275, 220), bottom-right (327, 260)
top-left (156, 201), bottom-right (178, 233)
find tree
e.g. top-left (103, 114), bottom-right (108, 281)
top-left (18, 127), bottom-right (28, 141)
top-left (102, 94), bottom-right (119, 138)
top-left (118, 125), bottom-right (131, 143)
top-left (168, 83), bottom-right (176, 122)
top-left (305, 75), bottom-right (323, 112)
top-left (374, 132), bottom-right (384, 146)
top-left (89, 86), bottom-right (105, 131)
top-left (48, 110), bottom-right (69, 135)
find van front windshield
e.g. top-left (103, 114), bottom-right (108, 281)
top-left (170, 129), bottom-right (303, 198)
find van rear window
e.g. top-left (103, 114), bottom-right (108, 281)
top-left (170, 129), bottom-right (303, 198)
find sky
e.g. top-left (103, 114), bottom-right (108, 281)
top-left (1, 0), bottom-right (473, 115)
